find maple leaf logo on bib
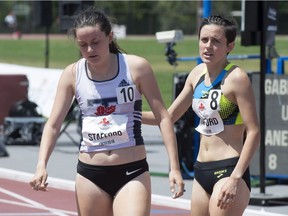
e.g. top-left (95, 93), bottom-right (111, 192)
top-left (98, 116), bottom-right (112, 130)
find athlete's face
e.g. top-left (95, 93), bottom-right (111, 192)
top-left (76, 25), bottom-right (113, 64)
top-left (199, 24), bottom-right (234, 65)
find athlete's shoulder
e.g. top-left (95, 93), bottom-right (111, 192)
top-left (224, 65), bottom-right (252, 97)
top-left (124, 54), bottom-right (150, 66)
top-left (189, 63), bottom-right (206, 76)
top-left (62, 62), bottom-right (78, 76)
top-left (228, 65), bottom-right (250, 83)
top-left (124, 54), bottom-right (152, 75)
top-left (187, 63), bottom-right (206, 86)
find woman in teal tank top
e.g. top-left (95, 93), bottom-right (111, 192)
top-left (143, 15), bottom-right (260, 216)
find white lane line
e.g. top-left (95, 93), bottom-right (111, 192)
top-left (1, 168), bottom-right (287, 216)
top-left (0, 213), bottom-right (60, 215)
top-left (0, 188), bottom-right (76, 216)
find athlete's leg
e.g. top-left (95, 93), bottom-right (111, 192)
top-left (209, 177), bottom-right (250, 216)
top-left (75, 173), bottom-right (113, 216)
top-left (113, 171), bottom-right (151, 216)
top-left (190, 179), bottom-right (210, 216)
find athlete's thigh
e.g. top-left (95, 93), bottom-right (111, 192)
top-left (190, 179), bottom-right (210, 216)
top-left (75, 174), bottom-right (113, 216)
top-left (113, 171), bottom-right (151, 216)
top-left (209, 177), bottom-right (250, 216)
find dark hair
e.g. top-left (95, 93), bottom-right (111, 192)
top-left (198, 15), bottom-right (238, 44)
top-left (69, 7), bottom-right (123, 54)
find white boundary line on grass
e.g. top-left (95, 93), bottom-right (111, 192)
top-left (0, 167), bottom-right (286, 216)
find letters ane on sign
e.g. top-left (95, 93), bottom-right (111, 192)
top-left (266, 129), bottom-right (288, 147)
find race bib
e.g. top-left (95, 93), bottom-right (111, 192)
top-left (116, 85), bottom-right (136, 104)
top-left (82, 115), bottom-right (129, 146)
top-left (193, 90), bottom-right (224, 135)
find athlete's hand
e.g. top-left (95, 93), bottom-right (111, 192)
top-left (169, 169), bottom-right (185, 199)
top-left (29, 167), bottom-right (49, 192)
top-left (217, 177), bottom-right (239, 209)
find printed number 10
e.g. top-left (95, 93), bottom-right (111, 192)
top-left (120, 86), bottom-right (134, 103)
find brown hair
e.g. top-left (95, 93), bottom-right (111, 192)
top-left (199, 15), bottom-right (238, 44)
top-left (68, 6), bottom-right (123, 54)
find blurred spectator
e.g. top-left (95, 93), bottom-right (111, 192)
top-left (4, 11), bottom-right (21, 39)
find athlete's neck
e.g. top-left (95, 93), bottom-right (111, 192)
top-left (205, 61), bottom-right (229, 85)
top-left (87, 53), bottom-right (118, 81)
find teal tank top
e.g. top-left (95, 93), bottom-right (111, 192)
top-left (192, 63), bottom-right (243, 135)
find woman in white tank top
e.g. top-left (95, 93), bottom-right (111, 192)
top-left (29, 6), bottom-right (184, 216)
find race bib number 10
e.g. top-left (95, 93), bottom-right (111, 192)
top-left (116, 85), bottom-right (136, 104)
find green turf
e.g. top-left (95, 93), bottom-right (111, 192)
top-left (0, 35), bottom-right (287, 110)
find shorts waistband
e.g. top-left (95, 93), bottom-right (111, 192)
top-left (194, 157), bottom-right (239, 170)
top-left (78, 158), bottom-right (147, 171)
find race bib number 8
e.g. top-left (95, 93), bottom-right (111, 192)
top-left (116, 85), bottom-right (136, 104)
top-left (208, 90), bottom-right (221, 111)
top-left (192, 89), bottom-right (224, 135)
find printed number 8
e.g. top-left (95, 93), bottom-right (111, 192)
top-left (210, 91), bottom-right (219, 110)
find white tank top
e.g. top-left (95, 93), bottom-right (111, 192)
top-left (75, 53), bottom-right (144, 152)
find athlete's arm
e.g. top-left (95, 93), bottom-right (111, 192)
top-left (142, 65), bottom-right (197, 126)
top-left (127, 55), bottom-right (185, 198)
top-left (29, 63), bottom-right (76, 191)
top-left (167, 71), bottom-right (194, 123)
top-left (217, 68), bottom-right (260, 206)
top-left (230, 68), bottom-right (260, 181)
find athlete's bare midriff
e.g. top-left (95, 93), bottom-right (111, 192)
top-left (197, 124), bottom-right (245, 162)
top-left (78, 145), bottom-right (147, 166)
